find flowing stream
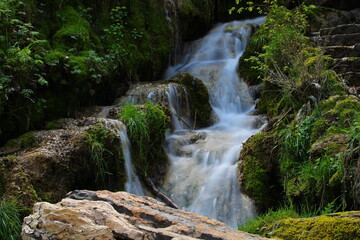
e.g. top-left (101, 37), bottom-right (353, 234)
top-left (162, 17), bottom-right (266, 228)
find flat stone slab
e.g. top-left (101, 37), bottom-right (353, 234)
top-left (333, 57), bottom-right (360, 73)
top-left (324, 44), bottom-right (360, 58)
top-left (323, 33), bottom-right (360, 46)
top-left (320, 24), bottom-right (360, 36)
top-left (22, 190), bottom-right (272, 240)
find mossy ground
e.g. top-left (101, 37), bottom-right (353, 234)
top-left (240, 209), bottom-right (360, 240)
top-left (271, 212), bottom-right (360, 240)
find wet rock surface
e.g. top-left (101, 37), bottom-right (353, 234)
top-left (22, 190), bottom-right (271, 240)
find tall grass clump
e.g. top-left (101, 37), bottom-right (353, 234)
top-left (119, 102), bottom-right (169, 176)
top-left (238, 206), bottom-right (299, 235)
top-left (0, 199), bottom-right (22, 240)
top-left (85, 125), bottom-right (112, 187)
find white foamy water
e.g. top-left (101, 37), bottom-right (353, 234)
top-left (162, 17), bottom-right (266, 228)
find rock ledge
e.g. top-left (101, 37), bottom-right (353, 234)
top-left (22, 190), bottom-right (271, 240)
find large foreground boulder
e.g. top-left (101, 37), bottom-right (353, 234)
top-left (22, 190), bottom-right (271, 240)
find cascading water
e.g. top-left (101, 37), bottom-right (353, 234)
top-left (162, 17), bottom-right (266, 228)
top-left (100, 118), bottom-right (144, 196)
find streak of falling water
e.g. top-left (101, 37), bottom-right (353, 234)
top-left (162, 17), bottom-right (266, 228)
top-left (100, 118), bottom-right (144, 196)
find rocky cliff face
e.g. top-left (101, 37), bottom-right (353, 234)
top-left (22, 190), bottom-right (271, 240)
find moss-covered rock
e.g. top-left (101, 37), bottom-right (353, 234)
top-left (269, 211), bottom-right (360, 240)
top-left (310, 95), bottom-right (360, 144)
top-left (0, 118), bottom-right (126, 209)
top-left (2, 132), bottom-right (37, 154)
top-left (238, 132), bottom-right (282, 212)
top-left (169, 72), bottom-right (213, 128)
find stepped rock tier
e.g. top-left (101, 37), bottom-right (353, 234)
top-left (320, 24), bottom-right (360, 93)
top-left (22, 190), bottom-right (271, 240)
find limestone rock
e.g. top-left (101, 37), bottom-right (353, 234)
top-left (22, 190), bottom-right (271, 240)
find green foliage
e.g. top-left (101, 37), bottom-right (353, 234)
top-left (230, 0), bottom-right (277, 15)
top-left (0, 0), bottom-right (49, 143)
top-left (0, 0), bottom-right (175, 144)
top-left (277, 95), bottom-right (360, 211)
top-left (0, 199), bottom-right (22, 240)
top-left (300, 155), bottom-right (344, 205)
top-left (238, 205), bottom-right (354, 239)
top-left (239, 3), bottom-right (345, 118)
top-left (119, 103), bottom-right (169, 176)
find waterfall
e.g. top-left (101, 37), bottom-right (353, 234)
top-left (162, 17), bottom-right (266, 228)
top-left (100, 118), bottom-right (144, 196)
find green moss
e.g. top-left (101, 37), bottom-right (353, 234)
top-left (169, 73), bottom-right (212, 128)
top-left (53, 6), bottom-right (92, 51)
top-left (277, 95), bottom-right (360, 210)
top-left (310, 95), bottom-right (360, 143)
top-left (271, 212), bottom-right (360, 240)
top-left (5, 132), bottom-right (36, 151)
top-left (44, 51), bottom-right (66, 66)
top-left (44, 120), bottom-right (63, 130)
top-left (310, 117), bottom-right (328, 143)
top-left (177, 0), bottom-right (214, 41)
top-left (239, 132), bottom-right (281, 212)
